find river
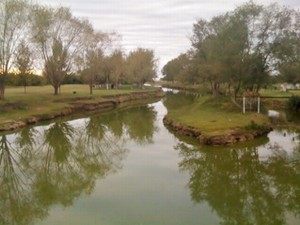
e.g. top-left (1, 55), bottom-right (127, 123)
top-left (1, 91), bottom-right (300, 225)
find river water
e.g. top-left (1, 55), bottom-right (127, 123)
top-left (1, 91), bottom-right (300, 225)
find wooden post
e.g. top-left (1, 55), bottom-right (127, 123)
top-left (243, 96), bottom-right (246, 114)
top-left (257, 97), bottom-right (260, 114)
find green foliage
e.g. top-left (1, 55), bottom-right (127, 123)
top-left (161, 53), bottom-right (190, 82)
top-left (126, 48), bottom-right (157, 88)
top-left (288, 95), bottom-right (300, 111)
top-left (6, 73), bottom-right (45, 86)
top-left (63, 74), bottom-right (83, 84)
top-left (164, 1), bottom-right (300, 97)
top-left (44, 38), bottom-right (70, 94)
top-left (279, 63), bottom-right (300, 84)
top-left (0, 0), bottom-right (29, 99)
top-left (245, 120), bottom-right (267, 131)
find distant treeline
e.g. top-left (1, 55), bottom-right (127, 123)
top-left (162, 1), bottom-right (300, 98)
top-left (5, 73), bottom-right (85, 86)
top-left (0, 0), bottom-right (157, 99)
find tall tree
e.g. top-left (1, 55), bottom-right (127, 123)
top-left (126, 48), bottom-right (157, 88)
top-left (179, 1), bottom-right (298, 96)
top-left (162, 53), bottom-right (190, 82)
top-left (191, 16), bottom-right (228, 96)
top-left (83, 48), bottom-right (104, 94)
top-left (0, 0), bottom-right (29, 99)
top-left (15, 40), bottom-right (33, 93)
top-left (78, 28), bottom-right (113, 93)
top-left (43, 38), bottom-right (69, 94)
top-left (273, 10), bottom-right (300, 84)
top-left (109, 49), bottom-right (125, 89)
top-left (31, 5), bottom-right (92, 95)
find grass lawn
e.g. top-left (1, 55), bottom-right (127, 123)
top-left (260, 88), bottom-right (300, 97)
top-left (0, 84), bottom-right (156, 124)
top-left (166, 96), bottom-right (270, 136)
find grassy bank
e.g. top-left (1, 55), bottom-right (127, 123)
top-left (165, 96), bottom-right (270, 137)
top-left (0, 85), bottom-right (161, 129)
top-left (163, 94), bottom-right (273, 145)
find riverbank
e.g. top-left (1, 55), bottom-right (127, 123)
top-left (0, 85), bottom-right (164, 132)
top-left (163, 94), bottom-right (273, 145)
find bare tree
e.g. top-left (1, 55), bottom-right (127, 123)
top-left (31, 5), bottom-right (93, 95)
top-left (0, 0), bottom-right (29, 99)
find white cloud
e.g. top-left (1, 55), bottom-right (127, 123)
top-left (35, 0), bottom-right (300, 75)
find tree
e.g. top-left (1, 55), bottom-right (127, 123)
top-left (175, 1), bottom-right (299, 97)
top-left (77, 28), bottom-right (114, 93)
top-left (0, 0), bottom-right (29, 99)
top-left (191, 16), bottom-right (228, 96)
top-left (162, 53), bottom-right (190, 82)
top-left (126, 48), bottom-right (157, 88)
top-left (31, 5), bottom-right (92, 95)
top-left (273, 10), bottom-right (300, 84)
top-left (43, 38), bottom-right (69, 94)
top-left (15, 40), bottom-right (33, 93)
top-left (110, 49), bottom-right (125, 89)
top-left (83, 48), bottom-right (104, 94)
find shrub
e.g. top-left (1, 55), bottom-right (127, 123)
top-left (288, 95), bottom-right (300, 111)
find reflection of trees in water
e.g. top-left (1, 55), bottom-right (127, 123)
top-left (84, 105), bottom-right (158, 145)
top-left (0, 135), bottom-right (46, 225)
top-left (0, 103), bottom-right (158, 225)
top-left (163, 92), bottom-right (197, 111)
top-left (177, 139), bottom-right (300, 225)
top-left (123, 106), bottom-right (157, 144)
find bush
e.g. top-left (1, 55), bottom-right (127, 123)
top-left (288, 95), bottom-right (300, 111)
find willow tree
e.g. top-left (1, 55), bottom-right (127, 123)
top-left (31, 5), bottom-right (92, 95)
top-left (0, 0), bottom-right (29, 99)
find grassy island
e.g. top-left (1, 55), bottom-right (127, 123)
top-left (163, 94), bottom-right (274, 145)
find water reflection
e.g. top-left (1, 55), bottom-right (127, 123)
top-left (163, 91), bottom-right (197, 111)
top-left (176, 131), bottom-right (300, 225)
top-left (0, 104), bottom-right (157, 225)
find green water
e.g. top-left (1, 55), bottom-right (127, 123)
top-left (1, 93), bottom-right (300, 225)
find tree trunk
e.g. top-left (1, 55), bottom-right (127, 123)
top-left (234, 82), bottom-right (241, 99)
top-left (106, 77), bottom-right (109, 90)
top-left (54, 85), bottom-right (59, 95)
top-left (89, 84), bottom-right (93, 95)
top-left (0, 75), bottom-right (6, 100)
top-left (210, 81), bottom-right (219, 97)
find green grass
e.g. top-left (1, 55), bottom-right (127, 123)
top-left (0, 84), bottom-right (157, 124)
top-left (167, 96), bottom-right (270, 136)
top-left (259, 88), bottom-right (300, 97)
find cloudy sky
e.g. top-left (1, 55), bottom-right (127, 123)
top-left (36, 0), bottom-right (300, 74)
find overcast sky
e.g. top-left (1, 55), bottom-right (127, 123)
top-left (36, 0), bottom-right (300, 74)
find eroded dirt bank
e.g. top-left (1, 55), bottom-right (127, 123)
top-left (163, 116), bottom-right (273, 146)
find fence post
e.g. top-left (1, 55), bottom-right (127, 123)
top-left (243, 96), bottom-right (246, 114)
top-left (257, 97), bottom-right (260, 114)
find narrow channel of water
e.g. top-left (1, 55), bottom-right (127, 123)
top-left (0, 92), bottom-right (300, 225)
